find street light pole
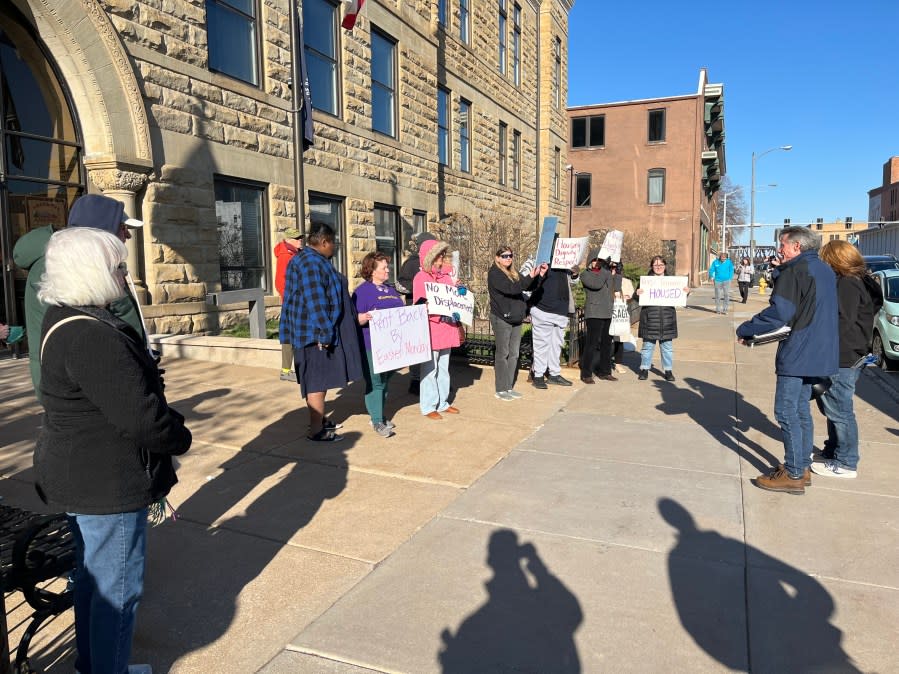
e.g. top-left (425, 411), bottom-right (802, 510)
top-left (750, 145), bottom-right (791, 264)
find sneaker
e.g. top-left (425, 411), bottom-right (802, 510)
top-left (638, 369), bottom-right (648, 380)
top-left (664, 371), bottom-right (675, 382)
top-left (505, 390), bottom-right (523, 399)
top-left (307, 428), bottom-right (344, 443)
top-left (810, 460), bottom-right (857, 479)
top-left (754, 466), bottom-right (805, 494)
top-left (370, 420), bottom-right (396, 430)
top-left (532, 376), bottom-right (548, 390)
top-left (495, 391), bottom-right (515, 401)
top-left (279, 370), bottom-right (296, 382)
top-left (373, 422), bottom-right (395, 438)
top-left (546, 374), bottom-right (572, 386)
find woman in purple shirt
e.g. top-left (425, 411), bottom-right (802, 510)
top-left (353, 252), bottom-right (405, 437)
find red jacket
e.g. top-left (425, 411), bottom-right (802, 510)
top-left (274, 241), bottom-right (300, 297)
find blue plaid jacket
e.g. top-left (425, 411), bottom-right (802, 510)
top-left (279, 247), bottom-right (343, 348)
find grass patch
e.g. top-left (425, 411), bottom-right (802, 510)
top-left (222, 318), bottom-right (281, 339)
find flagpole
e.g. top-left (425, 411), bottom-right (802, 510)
top-left (288, 0), bottom-right (307, 236)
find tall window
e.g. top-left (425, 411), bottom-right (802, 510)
top-left (206, 0), bottom-right (259, 85)
top-left (571, 115), bottom-right (604, 148)
top-left (304, 0), bottom-right (339, 115)
top-left (648, 168), bottom-right (666, 204)
top-left (408, 210), bottom-right (427, 250)
top-left (438, 0), bottom-right (447, 26)
top-left (648, 109), bottom-right (666, 142)
top-left (511, 129), bottom-right (521, 190)
top-left (374, 206), bottom-right (400, 282)
top-left (309, 193), bottom-right (345, 272)
top-left (552, 37), bottom-right (561, 108)
top-left (459, 99), bottom-right (471, 172)
top-left (438, 87), bottom-right (450, 166)
top-left (575, 173), bottom-right (591, 207)
top-left (215, 177), bottom-right (267, 290)
top-left (371, 29), bottom-right (396, 137)
top-left (498, 0), bottom-right (507, 74)
top-left (552, 147), bottom-right (561, 199)
top-left (498, 122), bottom-right (508, 185)
top-left (459, 0), bottom-right (470, 43)
top-left (512, 4), bottom-right (521, 86)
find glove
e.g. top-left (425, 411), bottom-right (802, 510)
top-left (457, 286), bottom-right (467, 296)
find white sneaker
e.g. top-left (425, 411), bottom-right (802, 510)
top-left (810, 460), bottom-right (857, 479)
top-left (505, 390), bottom-right (523, 399)
top-left (495, 391), bottom-right (515, 401)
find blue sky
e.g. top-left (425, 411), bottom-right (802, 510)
top-left (567, 1), bottom-right (897, 241)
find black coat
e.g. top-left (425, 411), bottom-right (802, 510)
top-left (488, 265), bottom-right (539, 325)
top-left (35, 305), bottom-right (192, 515)
top-left (637, 275), bottom-right (678, 340)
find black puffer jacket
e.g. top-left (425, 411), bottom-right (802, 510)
top-left (637, 274), bottom-right (678, 340)
top-left (35, 305), bottom-right (192, 515)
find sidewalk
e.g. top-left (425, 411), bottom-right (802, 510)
top-left (2, 285), bottom-right (897, 672)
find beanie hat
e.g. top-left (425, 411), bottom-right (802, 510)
top-left (68, 194), bottom-right (143, 235)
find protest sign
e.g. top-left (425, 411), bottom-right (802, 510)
top-left (597, 230), bottom-right (623, 262)
top-left (535, 216), bottom-right (559, 265)
top-left (424, 282), bottom-right (475, 326)
top-left (551, 237), bottom-right (589, 269)
top-left (638, 276), bottom-right (689, 307)
top-left (369, 305), bottom-right (431, 374)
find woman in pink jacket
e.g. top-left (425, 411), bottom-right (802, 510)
top-left (413, 239), bottom-right (463, 419)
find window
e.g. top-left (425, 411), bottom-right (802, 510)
top-left (498, 0), bottom-right (507, 74)
top-left (511, 129), bottom-right (521, 190)
top-left (371, 30), bottom-right (396, 137)
top-left (575, 173), bottom-right (591, 207)
top-left (571, 115), bottom-right (604, 149)
top-left (829, 234), bottom-right (840, 241)
top-left (498, 122), bottom-right (508, 185)
top-left (215, 177), bottom-right (267, 290)
top-left (552, 37), bottom-right (561, 108)
top-left (309, 194), bottom-right (345, 273)
top-left (206, 0), bottom-right (259, 85)
top-left (512, 4), bottom-right (521, 86)
top-left (459, 0), bottom-right (470, 43)
top-left (648, 109), bottom-right (666, 143)
top-left (438, 0), bottom-right (447, 26)
top-left (552, 147), bottom-right (560, 199)
top-left (438, 87), bottom-right (450, 166)
top-left (648, 168), bottom-right (665, 204)
top-left (374, 206), bottom-right (400, 282)
top-left (459, 99), bottom-right (471, 172)
top-left (408, 210), bottom-right (427, 250)
top-left (304, 0), bottom-right (339, 115)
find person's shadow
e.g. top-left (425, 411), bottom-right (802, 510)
top-left (438, 529), bottom-right (583, 673)
top-left (659, 498), bottom-right (860, 672)
top-left (655, 377), bottom-right (781, 473)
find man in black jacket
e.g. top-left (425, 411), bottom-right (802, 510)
top-left (526, 264), bottom-right (577, 389)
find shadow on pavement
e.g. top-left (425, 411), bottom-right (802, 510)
top-left (438, 529), bottom-right (582, 673)
top-left (659, 498), bottom-right (859, 673)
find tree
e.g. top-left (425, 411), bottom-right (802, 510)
top-left (715, 176), bottom-right (747, 251)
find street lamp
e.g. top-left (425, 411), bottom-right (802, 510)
top-left (750, 145), bottom-right (792, 264)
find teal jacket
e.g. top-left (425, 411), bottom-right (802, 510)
top-left (709, 258), bottom-right (735, 282)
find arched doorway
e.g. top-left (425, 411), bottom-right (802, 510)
top-left (0, 5), bottom-right (84, 354)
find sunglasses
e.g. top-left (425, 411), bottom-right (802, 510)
top-left (499, 253), bottom-right (514, 259)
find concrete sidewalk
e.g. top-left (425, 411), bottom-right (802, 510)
top-left (2, 285), bottom-right (898, 672)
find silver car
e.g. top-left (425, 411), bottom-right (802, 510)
top-left (872, 269), bottom-right (899, 370)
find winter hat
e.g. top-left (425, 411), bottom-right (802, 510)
top-left (283, 227), bottom-right (302, 239)
top-left (68, 194), bottom-right (143, 235)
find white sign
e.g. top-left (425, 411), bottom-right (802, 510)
top-left (597, 230), bottom-right (624, 262)
top-left (551, 237), bottom-right (589, 269)
top-left (424, 282), bottom-right (475, 326)
top-left (369, 305), bottom-right (431, 374)
top-left (638, 276), bottom-right (689, 307)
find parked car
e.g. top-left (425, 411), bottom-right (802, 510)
top-left (864, 255), bottom-right (899, 273)
top-left (872, 269), bottom-right (899, 371)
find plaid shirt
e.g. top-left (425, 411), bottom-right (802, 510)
top-left (279, 247), bottom-right (344, 348)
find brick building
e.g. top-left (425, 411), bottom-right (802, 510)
top-left (868, 156), bottom-right (899, 227)
top-left (566, 69), bottom-right (725, 282)
top-left (0, 0), bottom-right (572, 338)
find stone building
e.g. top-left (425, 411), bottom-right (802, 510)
top-left (0, 0), bottom-right (572, 340)
top-left (566, 69), bottom-right (725, 283)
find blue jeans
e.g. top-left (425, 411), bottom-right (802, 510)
top-left (714, 281), bottom-right (730, 312)
top-left (816, 367), bottom-right (860, 470)
top-left (420, 348), bottom-right (451, 414)
top-left (773, 376), bottom-right (815, 477)
top-left (640, 339), bottom-right (673, 371)
top-left (69, 509), bottom-right (148, 674)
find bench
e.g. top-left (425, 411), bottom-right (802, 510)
top-left (0, 504), bottom-right (75, 674)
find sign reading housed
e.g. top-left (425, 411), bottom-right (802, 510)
top-left (424, 283), bottom-right (475, 326)
top-left (638, 276), bottom-right (689, 307)
top-left (551, 237), bottom-right (589, 269)
top-left (369, 305), bottom-right (431, 374)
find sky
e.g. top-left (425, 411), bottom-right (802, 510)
top-left (567, 1), bottom-right (897, 243)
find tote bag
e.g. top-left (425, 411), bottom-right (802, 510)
top-left (609, 299), bottom-right (631, 337)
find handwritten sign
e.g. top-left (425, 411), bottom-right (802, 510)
top-left (424, 282), bottom-right (475, 326)
top-left (536, 216), bottom-right (559, 266)
top-left (551, 237), bottom-right (589, 269)
top-left (638, 276), bottom-right (689, 307)
top-left (369, 305), bottom-right (431, 374)
top-left (597, 230), bottom-right (623, 262)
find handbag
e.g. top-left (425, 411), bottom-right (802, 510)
top-left (609, 299), bottom-right (631, 337)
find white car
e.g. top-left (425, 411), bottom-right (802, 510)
top-left (872, 269), bottom-right (899, 371)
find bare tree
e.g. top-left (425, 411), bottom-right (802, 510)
top-left (715, 176), bottom-right (747, 250)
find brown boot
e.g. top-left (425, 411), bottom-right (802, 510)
top-left (755, 466), bottom-right (806, 495)
top-left (778, 463), bottom-right (811, 486)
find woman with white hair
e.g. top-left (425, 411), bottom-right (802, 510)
top-left (35, 227), bottom-right (192, 674)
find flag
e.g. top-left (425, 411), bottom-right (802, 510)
top-left (296, 20), bottom-right (314, 149)
top-left (342, 0), bottom-right (366, 30)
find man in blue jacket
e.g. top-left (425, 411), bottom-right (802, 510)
top-left (736, 227), bottom-right (838, 494)
top-left (709, 252), bottom-right (735, 314)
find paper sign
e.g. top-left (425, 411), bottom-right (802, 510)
top-left (597, 230), bottom-right (624, 262)
top-left (369, 305), bottom-right (431, 374)
top-left (638, 276), bottom-right (689, 307)
top-left (551, 237), bottom-right (589, 269)
top-left (536, 216), bottom-right (559, 265)
top-left (424, 282), bottom-right (475, 326)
